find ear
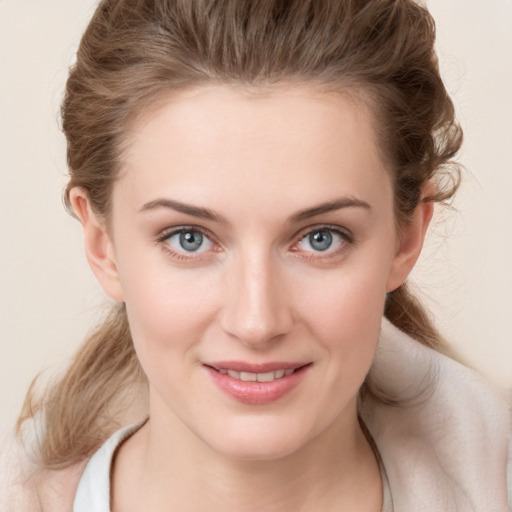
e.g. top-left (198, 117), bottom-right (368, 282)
top-left (386, 182), bottom-right (435, 292)
top-left (69, 187), bottom-right (125, 302)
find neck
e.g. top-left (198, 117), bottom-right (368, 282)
top-left (112, 397), bottom-right (382, 512)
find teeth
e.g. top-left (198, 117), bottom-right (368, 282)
top-left (240, 372), bottom-right (257, 382)
top-left (222, 368), bottom-right (295, 382)
top-left (257, 371), bottom-right (275, 382)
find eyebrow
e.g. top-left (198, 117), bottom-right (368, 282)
top-left (287, 197), bottom-right (371, 223)
top-left (139, 198), bottom-right (227, 223)
top-left (139, 196), bottom-right (371, 223)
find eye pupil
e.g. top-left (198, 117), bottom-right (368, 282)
top-left (179, 231), bottom-right (203, 251)
top-left (309, 230), bottom-right (333, 251)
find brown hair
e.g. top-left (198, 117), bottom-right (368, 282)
top-left (18, 0), bottom-right (462, 469)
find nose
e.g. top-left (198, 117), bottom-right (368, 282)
top-left (219, 252), bottom-right (293, 349)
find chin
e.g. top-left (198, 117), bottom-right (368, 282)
top-left (197, 415), bottom-right (320, 462)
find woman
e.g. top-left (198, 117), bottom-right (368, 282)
top-left (6, 0), bottom-right (511, 510)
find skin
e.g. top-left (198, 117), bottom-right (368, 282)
top-left (71, 84), bottom-right (433, 511)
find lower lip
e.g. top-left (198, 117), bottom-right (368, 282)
top-left (204, 365), bottom-right (310, 405)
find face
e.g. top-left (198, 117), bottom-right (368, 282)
top-left (78, 85), bottom-right (426, 461)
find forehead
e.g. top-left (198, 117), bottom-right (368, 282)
top-left (116, 84), bottom-right (392, 217)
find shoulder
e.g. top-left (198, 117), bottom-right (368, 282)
top-left (361, 318), bottom-right (511, 511)
top-left (0, 431), bottom-right (87, 512)
top-left (34, 463), bottom-right (86, 512)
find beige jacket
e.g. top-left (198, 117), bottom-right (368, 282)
top-left (2, 319), bottom-right (511, 511)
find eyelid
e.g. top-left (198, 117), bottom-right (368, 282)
top-left (156, 225), bottom-right (208, 243)
top-left (290, 224), bottom-right (354, 258)
top-left (155, 223), bottom-right (354, 261)
top-left (293, 224), bottom-right (354, 244)
top-left (156, 225), bottom-right (220, 259)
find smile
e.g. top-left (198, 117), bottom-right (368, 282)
top-left (218, 368), bottom-right (295, 382)
top-left (203, 362), bottom-right (311, 405)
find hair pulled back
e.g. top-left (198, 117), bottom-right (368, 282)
top-left (19, 0), bottom-right (462, 469)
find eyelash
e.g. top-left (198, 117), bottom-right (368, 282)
top-left (156, 225), bottom-right (354, 262)
top-left (291, 225), bottom-right (354, 261)
top-left (156, 226), bottom-right (218, 261)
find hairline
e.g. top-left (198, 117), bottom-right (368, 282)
top-left (95, 79), bottom-right (398, 230)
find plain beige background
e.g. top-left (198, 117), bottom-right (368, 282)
top-left (0, 0), bottom-right (511, 441)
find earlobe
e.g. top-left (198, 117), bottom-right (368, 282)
top-left (386, 184), bottom-right (435, 292)
top-left (69, 188), bottom-right (125, 303)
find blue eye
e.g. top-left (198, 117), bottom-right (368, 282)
top-left (165, 229), bottom-right (213, 253)
top-left (308, 230), bottom-right (333, 251)
top-left (299, 228), bottom-right (346, 253)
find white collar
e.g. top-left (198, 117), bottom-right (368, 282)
top-left (73, 423), bottom-right (142, 512)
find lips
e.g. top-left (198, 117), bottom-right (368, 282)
top-left (219, 368), bottom-right (295, 382)
top-left (203, 361), bottom-right (311, 405)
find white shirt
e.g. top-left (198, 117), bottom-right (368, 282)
top-left (72, 422), bottom-right (393, 511)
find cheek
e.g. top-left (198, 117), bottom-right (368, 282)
top-left (297, 254), bottom-right (391, 334)
top-left (294, 251), bottom-right (392, 378)
top-left (119, 258), bottom-right (220, 371)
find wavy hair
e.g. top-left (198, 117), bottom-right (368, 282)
top-left (18, 0), bottom-right (462, 469)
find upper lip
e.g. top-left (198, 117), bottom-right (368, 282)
top-left (204, 361), bottom-right (311, 373)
